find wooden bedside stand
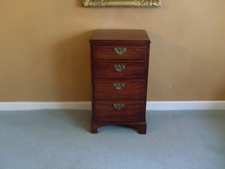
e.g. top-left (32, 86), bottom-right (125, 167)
top-left (90, 30), bottom-right (150, 134)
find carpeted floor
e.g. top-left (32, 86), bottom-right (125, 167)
top-left (0, 110), bottom-right (225, 169)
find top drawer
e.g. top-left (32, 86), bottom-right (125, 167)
top-left (94, 46), bottom-right (146, 60)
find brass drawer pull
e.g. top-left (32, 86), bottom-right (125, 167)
top-left (112, 103), bottom-right (126, 111)
top-left (114, 64), bottom-right (126, 72)
top-left (114, 47), bottom-right (127, 55)
top-left (113, 82), bottom-right (126, 90)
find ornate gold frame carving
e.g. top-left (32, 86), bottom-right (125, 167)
top-left (82, 0), bottom-right (161, 7)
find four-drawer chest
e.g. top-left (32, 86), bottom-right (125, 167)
top-left (90, 30), bottom-right (151, 134)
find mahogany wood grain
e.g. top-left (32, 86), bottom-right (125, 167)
top-left (95, 62), bottom-right (146, 79)
top-left (94, 79), bottom-right (146, 100)
top-left (90, 30), bottom-right (150, 134)
top-left (94, 101), bottom-right (146, 122)
top-left (95, 46), bottom-right (146, 60)
top-left (91, 29), bottom-right (150, 41)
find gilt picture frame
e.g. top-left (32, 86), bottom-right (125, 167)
top-left (82, 0), bottom-right (161, 7)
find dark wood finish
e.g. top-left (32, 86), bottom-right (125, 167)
top-left (95, 62), bottom-right (146, 79)
top-left (95, 46), bottom-right (146, 60)
top-left (95, 101), bottom-right (146, 122)
top-left (90, 30), bottom-right (150, 134)
top-left (91, 29), bottom-right (149, 41)
top-left (95, 79), bottom-right (146, 100)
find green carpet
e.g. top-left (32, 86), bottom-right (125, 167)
top-left (0, 110), bottom-right (224, 169)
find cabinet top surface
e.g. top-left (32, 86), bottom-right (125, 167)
top-left (91, 30), bottom-right (150, 42)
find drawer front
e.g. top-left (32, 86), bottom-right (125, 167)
top-left (95, 79), bottom-right (146, 100)
top-left (95, 46), bottom-right (146, 60)
top-left (94, 101), bottom-right (146, 122)
top-left (95, 62), bottom-right (146, 78)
